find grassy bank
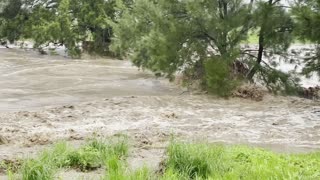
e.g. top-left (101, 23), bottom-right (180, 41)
top-left (161, 143), bottom-right (320, 179)
top-left (2, 139), bottom-right (320, 180)
top-left (1, 136), bottom-right (129, 180)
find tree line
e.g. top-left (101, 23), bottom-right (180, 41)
top-left (0, 0), bottom-right (319, 96)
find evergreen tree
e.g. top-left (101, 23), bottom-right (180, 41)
top-left (0, 0), bottom-right (26, 43)
top-left (112, 0), bottom-right (253, 95)
top-left (247, 0), bottom-right (293, 79)
top-left (293, 0), bottom-right (320, 77)
top-left (68, 0), bottom-right (118, 55)
top-left (1, 0), bottom-right (123, 57)
top-left (246, 0), bottom-right (299, 94)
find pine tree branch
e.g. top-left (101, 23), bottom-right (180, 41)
top-left (275, 5), bottom-right (291, 9)
top-left (241, 52), bottom-right (258, 59)
top-left (242, 49), bottom-right (259, 52)
top-left (272, 0), bottom-right (281, 5)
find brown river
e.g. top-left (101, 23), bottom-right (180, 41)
top-left (0, 48), bottom-right (320, 178)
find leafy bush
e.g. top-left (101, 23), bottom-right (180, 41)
top-left (205, 57), bottom-right (240, 97)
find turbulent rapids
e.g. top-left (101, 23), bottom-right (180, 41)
top-left (0, 48), bottom-right (319, 179)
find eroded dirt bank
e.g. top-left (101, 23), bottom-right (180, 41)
top-left (0, 48), bottom-right (320, 178)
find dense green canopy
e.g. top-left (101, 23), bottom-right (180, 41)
top-left (0, 0), bottom-right (121, 57)
top-left (293, 0), bottom-right (320, 77)
top-left (112, 0), bottom-right (301, 95)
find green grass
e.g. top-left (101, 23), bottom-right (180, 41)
top-left (161, 142), bottom-right (320, 180)
top-left (3, 139), bottom-right (320, 180)
top-left (104, 155), bottom-right (157, 180)
top-left (246, 33), bottom-right (259, 44)
top-left (21, 159), bottom-right (55, 180)
top-left (103, 141), bottom-right (320, 180)
top-left (18, 136), bottom-right (129, 180)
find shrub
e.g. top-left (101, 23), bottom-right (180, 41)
top-left (205, 57), bottom-right (241, 97)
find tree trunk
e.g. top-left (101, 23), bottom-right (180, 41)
top-left (247, 0), bottom-right (273, 80)
top-left (247, 35), bottom-right (264, 80)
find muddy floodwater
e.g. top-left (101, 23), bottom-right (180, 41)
top-left (0, 48), bottom-right (178, 112)
top-left (0, 48), bottom-right (320, 176)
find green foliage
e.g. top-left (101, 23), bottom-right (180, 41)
top-left (1, 0), bottom-right (319, 94)
top-left (112, 0), bottom-right (190, 79)
top-left (7, 139), bottom-right (320, 179)
top-left (165, 142), bottom-right (224, 178)
top-left (18, 137), bottom-right (128, 180)
top-left (253, 0), bottom-right (293, 52)
top-left (256, 65), bottom-right (302, 95)
top-left (293, 0), bottom-right (320, 77)
top-left (246, 0), bottom-right (295, 87)
top-left (21, 142), bottom-right (70, 180)
top-left (205, 57), bottom-right (240, 97)
top-left (112, 0), bottom-right (252, 93)
top-left (104, 156), bottom-right (154, 180)
top-left (66, 146), bottom-right (102, 171)
top-left (293, 0), bottom-right (320, 43)
top-left (67, 0), bottom-right (118, 56)
top-left (38, 142), bottom-right (71, 168)
top-left (0, 0), bottom-right (21, 19)
top-left (0, 0), bottom-right (26, 43)
top-left (1, 0), bottom-right (124, 57)
top-left (65, 137), bottom-right (128, 171)
top-left (103, 141), bottom-right (320, 179)
top-left (23, 0), bottom-right (83, 57)
top-left (162, 142), bottom-right (320, 179)
top-left (22, 159), bottom-right (55, 180)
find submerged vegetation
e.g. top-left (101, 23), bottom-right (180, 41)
top-left (0, 0), bottom-right (320, 97)
top-left (2, 138), bottom-right (320, 180)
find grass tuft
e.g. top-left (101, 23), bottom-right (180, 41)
top-left (165, 142), bottom-right (226, 179)
top-left (19, 137), bottom-right (129, 180)
top-left (104, 156), bottom-right (154, 180)
top-left (66, 146), bottom-right (102, 171)
top-left (162, 142), bottom-right (320, 179)
top-left (21, 159), bottom-right (55, 180)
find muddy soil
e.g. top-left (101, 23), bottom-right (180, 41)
top-left (0, 48), bottom-right (320, 178)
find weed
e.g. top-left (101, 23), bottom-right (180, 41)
top-left (21, 159), bottom-right (55, 180)
top-left (39, 142), bottom-right (71, 168)
top-left (67, 146), bottom-right (102, 171)
top-left (104, 156), bottom-right (154, 180)
top-left (105, 155), bottom-right (127, 180)
top-left (165, 142), bottom-right (226, 179)
top-left (17, 137), bottom-right (129, 180)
